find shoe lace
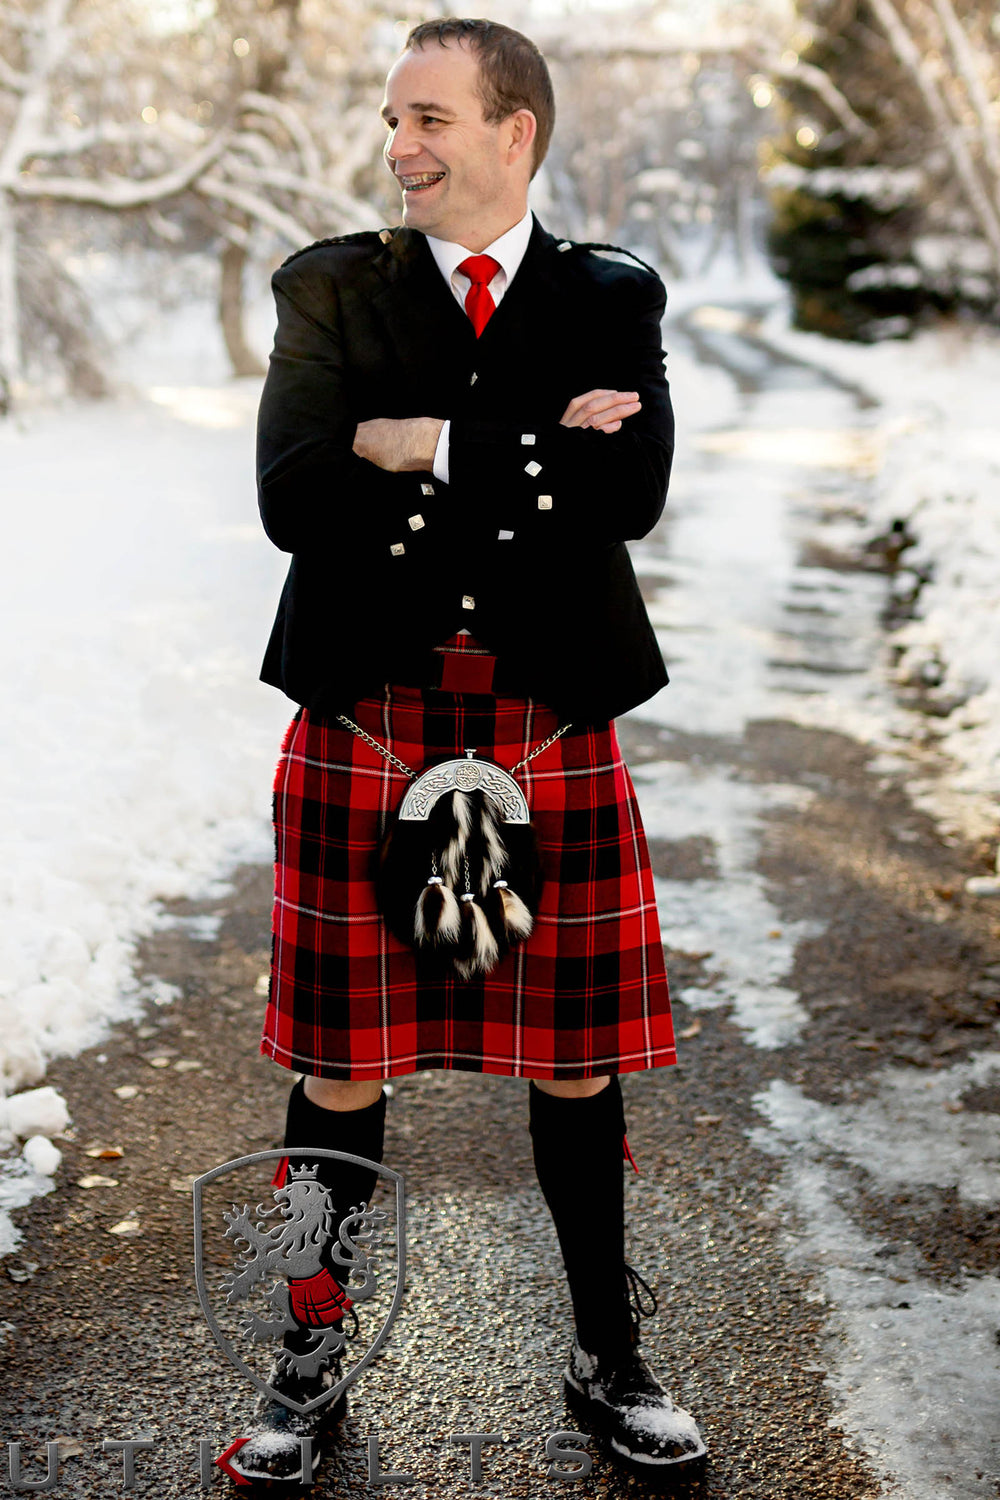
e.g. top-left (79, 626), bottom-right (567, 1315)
top-left (624, 1263), bottom-right (658, 1336)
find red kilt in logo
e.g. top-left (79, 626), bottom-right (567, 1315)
top-left (260, 634), bottom-right (676, 1081)
top-left (287, 1267), bottom-right (353, 1328)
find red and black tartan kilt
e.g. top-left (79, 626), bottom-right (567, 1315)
top-left (261, 634), bottom-right (676, 1081)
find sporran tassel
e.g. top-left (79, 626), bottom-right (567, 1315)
top-left (440, 789), bottom-right (473, 886)
top-left (436, 880), bottom-right (462, 942)
top-left (477, 799), bottom-right (508, 894)
top-left (452, 789), bottom-right (474, 838)
top-left (414, 875), bottom-right (461, 945)
top-left (494, 880), bottom-right (534, 941)
top-left (455, 893), bottom-right (500, 979)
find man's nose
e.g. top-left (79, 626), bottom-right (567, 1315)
top-left (385, 120), bottom-right (420, 164)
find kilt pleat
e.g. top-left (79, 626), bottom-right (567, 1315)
top-left (261, 640), bottom-right (676, 1081)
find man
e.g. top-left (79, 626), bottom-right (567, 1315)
top-left (238, 16), bottom-right (706, 1487)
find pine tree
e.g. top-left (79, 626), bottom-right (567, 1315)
top-left (763, 0), bottom-right (1000, 339)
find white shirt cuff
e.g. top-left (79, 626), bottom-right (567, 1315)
top-left (432, 419), bottom-right (451, 484)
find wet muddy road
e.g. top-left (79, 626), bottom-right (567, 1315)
top-left (2, 298), bottom-right (999, 1500)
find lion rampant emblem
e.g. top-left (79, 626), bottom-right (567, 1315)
top-left (219, 1162), bottom-right (387, 1380)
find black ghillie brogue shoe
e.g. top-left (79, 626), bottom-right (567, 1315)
top-left (228, 1362), bottom-right (347, 1485)
top-left (564, 1341), bottom-right (707, 1486)
top-left (563, 1267), bottom-right (707, 1491)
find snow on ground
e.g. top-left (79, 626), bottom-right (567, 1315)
top-left (754, 303), bottom-right (1000, 850)
top-left (625, 266), bottom-right (1000, 1494)
top-left (627, 289), bottom-right (892, 1050)
top-left (632, 760), bottom-right (822, 1048)
top-left (752, 1058), bottom-right (1000, 1500)
top-left (0, 333), bottom-right (289, 1249)
top-left (663, 256), bottom-right (1000, 852)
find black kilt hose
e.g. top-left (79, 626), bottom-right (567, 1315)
top-left (261, 633), bottom-right (676, 1081)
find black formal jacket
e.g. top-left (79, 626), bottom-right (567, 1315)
top-left (256, 213), bottom-right (673, 724)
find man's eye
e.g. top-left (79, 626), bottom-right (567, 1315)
top-left (422, 115), bottom-right (443, 125)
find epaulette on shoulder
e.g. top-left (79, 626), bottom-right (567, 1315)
top-left (556, 238), bottom-right (660, 278)
top-left (279, 228), bottom-right (394, 270)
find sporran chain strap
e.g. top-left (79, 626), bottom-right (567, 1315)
top-left (334, 715), bottom-right (573, 782)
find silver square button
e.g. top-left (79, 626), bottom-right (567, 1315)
top-left (420, 482), bottom-right (434, 496)
top-left (524, 460), bottom-right (542, 477)
top-left (498, 528), bottom-right (514, 540)
top-left (537, 495), bottom-right (553, 510)
top-left (461, 593), bottom-right (476, 610)
top-left (390, 542), bottom-right (406, 556)
top-left (408, 513), bottom-right (425, 530)
top-left (521, 433), bottom-right (536, 445)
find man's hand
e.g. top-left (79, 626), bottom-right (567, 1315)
top-left (560, 389), bottom-right (641, 435)
top-left (353, 417), bottom-right (444, 472)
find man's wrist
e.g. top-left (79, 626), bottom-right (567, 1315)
top-left (402, 417), bottom-right (444, 472)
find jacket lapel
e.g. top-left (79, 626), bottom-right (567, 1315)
top-left (369, 228), bottom-right (473, 400)
top-left (471, 216), bottom-right (571, 364)
top-left (475, 218), bottom-right (583, 423)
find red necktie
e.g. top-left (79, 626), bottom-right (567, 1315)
top-left (458, 254), bottom-right (501, 337)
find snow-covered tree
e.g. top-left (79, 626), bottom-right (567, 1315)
top-left (1, 0), bottom-right (226, 395)
top-left (760, 0), bottom-right (1000, 338)
top-left (535, 28), bottom-right (770, 277)
top-left (167, 0), bottom-right (408, 374)
top-left (0, 0), bottom-right (396, 400)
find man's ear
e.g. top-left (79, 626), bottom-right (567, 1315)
top-left (505, 108), bottom-right (537, 169)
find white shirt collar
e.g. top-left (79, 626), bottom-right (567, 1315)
top-left (425, 207), bottom-right (534, 302)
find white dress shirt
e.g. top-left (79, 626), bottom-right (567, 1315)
top-left (425, 207), bottom-right (534, 485)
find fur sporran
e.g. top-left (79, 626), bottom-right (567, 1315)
top-left (376, 776), bottom-right (545, 979)
top-left (336, 719), bottom-right (571, 979)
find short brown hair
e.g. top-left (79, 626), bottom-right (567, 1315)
top-left (404, 18), bottom-right (555, 177)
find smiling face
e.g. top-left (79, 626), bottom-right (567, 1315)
top-left (381, 39), bottom-right (536, 252)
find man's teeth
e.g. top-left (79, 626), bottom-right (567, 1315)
top-left (401, 173), bottom-right (444, 189)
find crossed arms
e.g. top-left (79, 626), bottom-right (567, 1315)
top-left (256, 258), bottom-right (673, 555)
top-left (353, 390), bottom-right (644, 473)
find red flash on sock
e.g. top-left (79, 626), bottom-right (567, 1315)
top-left (622, 1133), bottom-right (639, 1174)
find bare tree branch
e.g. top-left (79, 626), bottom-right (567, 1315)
top-left (222, 159), bottom-right (375, 230)
top-left (0, 54), bottom-right (29, 93)
top-left (866, 0), bottom-right (1000, 271)
top-left (238, 89), bottom-right (323, 180)
top-left (192, 172), bottom-right (311, 244)
top-left (228, 130), bottom-right (283, 169)
top-left (769, 53), bottom-right (879, 144)
top-left (145, 207), bottom-right (185, 243)
top-left (929, 0), bottom-right (1000, 184)
top-left (23, 122), bottom-right (155, 159)
top-left (0, 0), bottom-right (75, 184)
top-left (213, 216), bottom-right (251, 249)
top-left (0, 0), bottom-right (77, 387)
top-left (9, 131), bottom-right (231, 207)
